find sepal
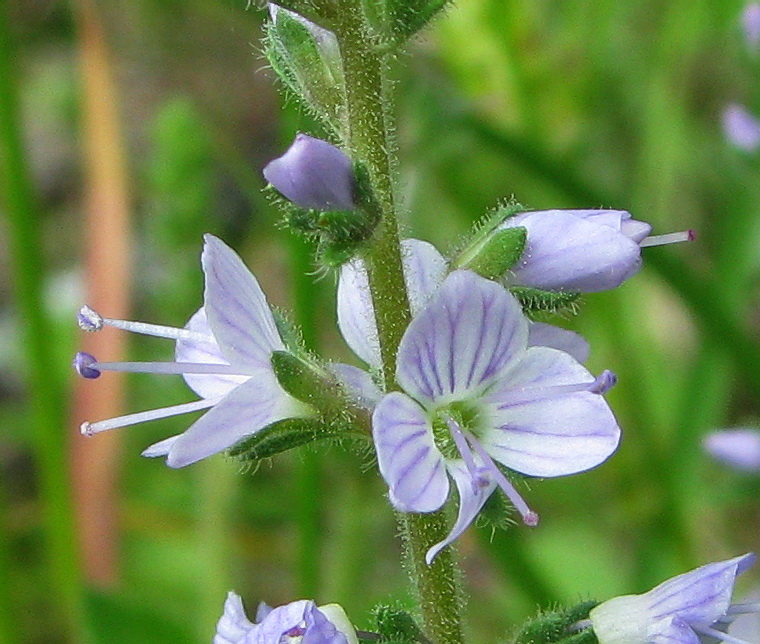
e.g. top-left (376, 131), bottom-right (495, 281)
top-left (227, 417), bottom-right (339, 461)
top-left (455, 227), bottom-right (527, 280)
top-left (510, 286), bottom-right (580, 315)
top-left (361, 0), bottom-right (450, 44)
top-left (510, 602), bottom-right (599, 644)
top-left (372, 605), bottom-right (429, 644)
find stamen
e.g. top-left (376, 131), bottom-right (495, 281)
top-left (639, 230), bottom-right (695, 248)
top-left (73, 352), bottom-right (101, 379)
top-left (692, 624), bottom-right (751, 644)
top-left (727, 602), bottom-right (760, 615)
top-left (81, 397), bottom-right (220, 436)
top-left (77, 305), bottom-right (213, 343)
top-left (90, 360), bottom-right (253, 377)
top-left (447, 419), bottom-right (490, 489)
top-left (496, 370), bottom-right (618, 407)
top-left (465, 431), bottom-right (539, 526)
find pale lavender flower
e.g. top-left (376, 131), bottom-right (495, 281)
top-left (371, 270), bottom-right (621, 562)
top-left (337, 238), bottom-right (590, 369)
top-left (589, 553), bottom-right (759, 644)
top-left (73, 234), bottom-right (311, 468)
top-left (723, 104), bottom-right (760, 152)
top-left (215, 592), bottom-right (358, 644)
top-left (263, 134), bottom-right (357, 211)
top-left (499, 209), bottom-right (694, 293)
top-left (743, 3), bottom-right (760, 51)
top-left (704, 429), bottom-right (760, 471)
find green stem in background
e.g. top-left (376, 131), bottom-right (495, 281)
top-left (0, 6), bottom-right (92, 643)
top-left (333, 7), bottom-right (464, 644)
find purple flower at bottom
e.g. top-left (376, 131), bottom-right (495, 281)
top-left (214, 592), bottom-right (358, 644)
top-left (73, 235), bottom-right (311, 467)
top-left (723, 104), bottom-right (760, 152)
top-left (263, 133), bottom-right (357, 211)
top-left (499, 209), bottom-right (693, 293)
top-left (704, 429), bottom-right (760, 471)
top-left (589, 553), bottom-right (759, 644)
top-left (372, 270), bottom-right (621, 562)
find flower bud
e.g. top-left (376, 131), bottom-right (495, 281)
top-left (263, 134), bottom-right (357, 211)
top-left (723, 104), bottom-right (760, 152)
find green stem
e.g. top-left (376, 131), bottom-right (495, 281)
top-left (333, 7), bottom-right (464, 643)
top-left (0, 6), bottom-right (91, 642)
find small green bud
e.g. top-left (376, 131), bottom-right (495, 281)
top-left (372, 605), bottom-right (429, 644)
top-left (511, 602), bottom-right (598, 644)
top-left (228, 417), bottom-right (338, 462)
top-left (271, 351), bottom-right (345, 412)
top-left (509, 286), bottom-right (581, 316)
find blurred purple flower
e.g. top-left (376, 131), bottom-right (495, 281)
top-left (215, 592), bottom-right (358, 644)
top-left (263, 133), bottom-right (357, 210)
top-left (371, 270), bottom-right (620, 562)
top-left (723, 104), bottom-right (760, 152)
top-left (73, 235), bottom-right (310, 467)
top-left (499, 209), bottom-right (693, 292)
top-left (743, 3), bottom-right (760, 50)
top-left (704, 429), bottom-right (760, 471)
top-left (590, 553), bottom-right (759, 644)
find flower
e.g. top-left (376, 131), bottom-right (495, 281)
top-left (73, 234), bottom-right (311, 468)
top-left (498, 209), bottom-right (694, 293)
top-left (703, 429), bottom-right (760, 471)
top-left (337, 238), bottom-right (590, 370)
top-left (371, 270), bottom-right (621, 562)
top-left (263, 134), bottom-right (357, 211)
top-left (589, 553), bottom-right (759, 644)
top-left (743, 3), bottom-right (760, 50)
top-left (215, 592), bottom-right (358, 644)
top-left (723, 104), bottom-right (760, 153)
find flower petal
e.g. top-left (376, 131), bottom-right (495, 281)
top-left (646, 554), bottom-right (756, 627)
top-left (176, 308), bottom-right (250, 399)
top-left (372, 392), bottom-right (449, 512)
top-left (201, 235), bottom-right (284, 369)
top-left (328, 362), bottom-right (383, 409)
top-left (250, 600), bottom-right (313, 644)
top-left (337, 239), bottom-right (447, 367)
top-left (166, 374), bottom-right (304, 468)
top-left (649, 617), bottom-right (701, 644)
top-left (502, 209), bottom-right (643, 292)
top-left (141, 434), bottom-right (180, 458)
top-left (214, 592), bottom-right (256, 644)
top-left (527, 321), bottom-right (590, 364)
top-left (302, 604), bottom-right (350, 644)
top-left (396, 270), bottom-right (528, 405)
top-left (703, 429), bottom-right (760, 471)
top-left (425, 460), bottom-right (496, 564)
top-left (483, 347), bottom-right (620, 476)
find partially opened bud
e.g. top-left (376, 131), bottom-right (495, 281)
top-left (263, 133), bottom-right (357, 211)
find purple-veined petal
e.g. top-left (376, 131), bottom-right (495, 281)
top-left (250, 600), bottom-right (313, 644)
top-left (165, 373), bottom-right (305, 468)
top-left (141, 434), bottom-right (180, 458)
top-left (337, 239), bottom-right (447, 367)
top-left (649, 616), bottom-right (701, 644)
top-left (201, 235), bottom-right (284, 369)
top-left (302, 604), bottom-right (350, 644)
top-left (255, 602), bottom-right (273, 623)
top-left (425, 460), bottom-right (496, 564)
top-left (646, 554), bottom-right (756, 627)
top-left (397, 270), bottom-right (528, 405)
top-left (328, 362), bottom-right (383, 409)
top-left (214, 592), bottom-right (256, 644)
top-left (372, 392), bottom-right (449, 513)
top-left (176, 308), bottom-right (250, 399)
top-left (502, 210), bottom-right (643, 292)
top-left (528, 321), bottom-right (590, 364)
top-left (483, 347), bottom-right (620, 477)
top-left (704, 429), bottom-right (760, 471)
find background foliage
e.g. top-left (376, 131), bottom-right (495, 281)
top-left (1, 0), bottom-right (758, 642)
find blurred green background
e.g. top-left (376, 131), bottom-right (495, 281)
top-left (1, 0), bottom-right (759, 642)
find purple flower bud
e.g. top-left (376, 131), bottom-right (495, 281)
top-left (263, 133), bottom-right (357, 211)
top-left (723, 104), bottom-right (760, 152)
top-left (743, 3), bottom-right (760, 50)
top-left (704, 429), bottom-right (760, 471)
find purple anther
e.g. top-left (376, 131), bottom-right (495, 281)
top-left (589, 370), bottom-right (617, 394)
top-left (78, 305), bottom-right (103, 332)
top-left (73, 352), bottom-right (101, 379)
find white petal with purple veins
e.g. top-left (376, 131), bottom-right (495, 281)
top-left (396, 270), bottom-right (528, 405)
top-left (202, 235), bottom-right (284, 369)
top-left (328, 362), bottom-right (383, 409)
top-left (528, 321), bottom-right (590, 364)
top-left (372, 392), bottom-right (449, 512)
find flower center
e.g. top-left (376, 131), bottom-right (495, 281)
top-left (430, 400), bottom-right (482, 459)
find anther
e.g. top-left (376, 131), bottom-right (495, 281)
top-left (73, 352), bottom-right (101, 379)
top-left (589, 370), bottom-right (617, 394)
top-left (78, 305), bottom-right (103, 332)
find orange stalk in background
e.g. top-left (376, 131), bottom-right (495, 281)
top-left (72, 0), bottom-right (132, 588)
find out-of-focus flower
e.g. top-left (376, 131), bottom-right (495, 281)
top-left (263, 133), bottom-right (357, 211)
top-left (498, 209), bottom-right (693, 293)
top-left (743, 3), bottom-right (760, 50)
top-left (371, 270), bottom-right (620, 562)
top-left (723, 104), bottom-right (760, 152)
top-left (214, 592), bottom-right (359, 644)
top-left (589, 553), bottom-right (759, 644)
top-left (337, 238), bottom-right (591, 369)
top-left (703, 428), bottom-right (760, 471)
top-left (73, 235), bottom-right (311, 467)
